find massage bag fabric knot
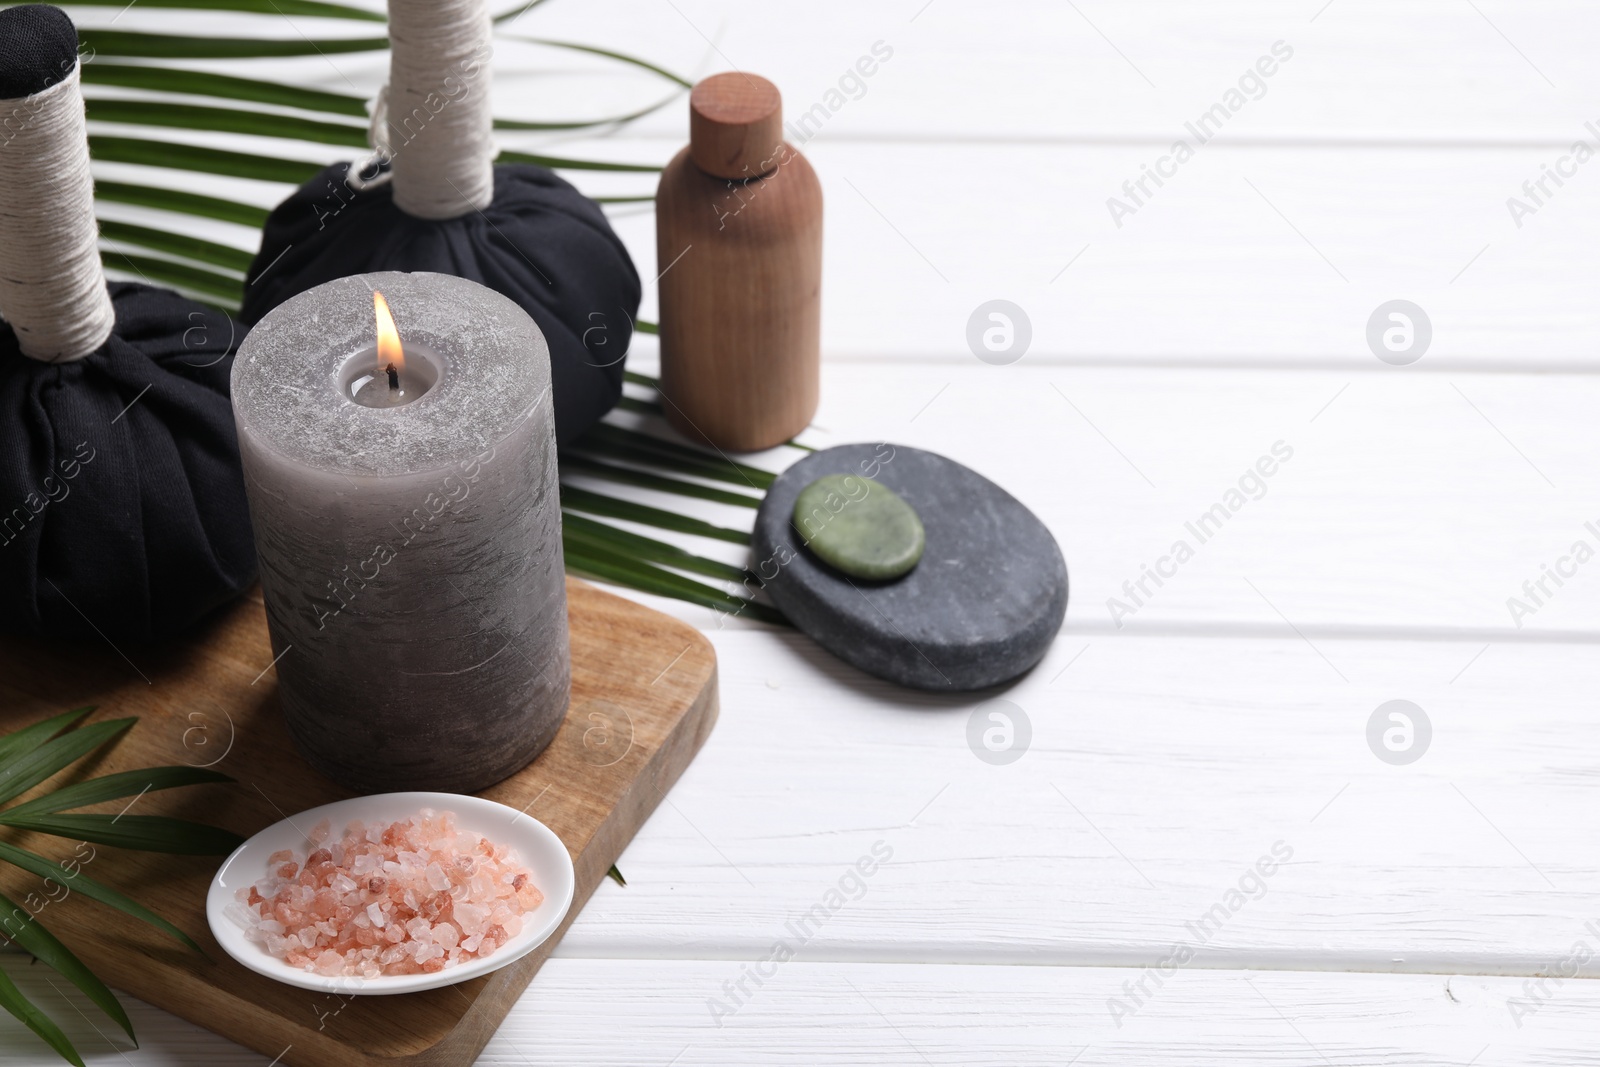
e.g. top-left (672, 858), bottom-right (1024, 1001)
top-left (0, 282), bottom-right (255, 640)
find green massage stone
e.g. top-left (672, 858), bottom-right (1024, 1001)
top-left (792, 474), bottom-right (925, 580)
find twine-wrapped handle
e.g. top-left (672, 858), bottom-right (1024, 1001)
top-left (0, 5), bottom-right (114, 364)
top-left (354, 0), bottom-right (497, 220)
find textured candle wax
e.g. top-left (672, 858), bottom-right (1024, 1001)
top-left (231, 272), bottom-right (570, 793)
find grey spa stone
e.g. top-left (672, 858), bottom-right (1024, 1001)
top-left (754, 444), bottom-right (1068, 690)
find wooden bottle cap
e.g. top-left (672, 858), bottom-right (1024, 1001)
top-left (689, 72), bottom-right (784, 179)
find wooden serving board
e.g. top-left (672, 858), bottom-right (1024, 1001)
top-left (0, 578), bottom-right (718, 1067)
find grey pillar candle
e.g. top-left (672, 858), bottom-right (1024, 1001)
top-left (231, 271), bottom-right (570, 793)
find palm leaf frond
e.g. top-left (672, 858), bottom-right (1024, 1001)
top-left (5, 767), bottom-right (233, 818)
top-left (97, 221), bottom-right (254, 274)
top-left (83, 63), bottom-right (371, 117)
top-left (560, 488), bottom-right (752, 546)
top-left (94, 181), bottom-right (269, 228)
top-left (81, 30), bottom-right (388, 59)
top-left (0, 719), bottom-right (134, 808)
top-left (0, 842), bottom-right (202, 953)
top-left (0, 965), bottom-right (84, 1067)
top-left (88, 99), bottom-right (369, 148)
top-left (62, 0), bottom-right (383, 18)
top-left (0, 889), bottom-right (134, 1043)
top-left (0, 709), bottom-right (94, 772)
top-left (0, 814), bottom-right (243, 856)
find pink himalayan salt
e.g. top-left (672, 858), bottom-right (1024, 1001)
top-left (238, 810), bottom-right (542, 978)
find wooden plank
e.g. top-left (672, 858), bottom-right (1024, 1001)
top-left (83, 0), bottom-right (1600, 143)
top-left (0, 579), bottom-right (717, 1067)
top-left (602, 141), bottom-right (1600, 368)
top-left (5, 957), bottom-right (1595, 1065)
top-left (521, 0), bottom-right (1600, 143)
top-left (89, 135), bottom-right (1600, 367)
top-left (550, 629), bottom-right (1600, 975)
top-left (567, 360), bottom-right (1600, 638)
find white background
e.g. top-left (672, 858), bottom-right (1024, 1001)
top-left (6, 1), bottom-right (1600, 1063)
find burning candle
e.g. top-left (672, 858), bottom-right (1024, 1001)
top-left (231, 271), bottom-right (570, 794)
top-left (343, 291), bottom-right (441, 408)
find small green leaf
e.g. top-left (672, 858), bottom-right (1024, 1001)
top-left (0, 709), bottom-right (94, 776)
top-left (80, 30), bottom-right (387, 59)
top-left (87, 100), bottom-right (368, 148)
top-left (95, 184), bottom-right (269, 229)
top-left (0, 720), bottom-right (134, 808)
top-left (0, 890), bottom-right (133, 1044)
top-left (559, 487), bottom-right (750, 545)
top-left (101, 252), bottom-right (244, 305)
top-left (6, 767), bottom-right (233, 818)
top-left (606, 864), bottom-right (626, 887)
top-left (0, 965), bottom-right (84, 1067)
top-left (61, 0), bottom-right (383, 19)
top-left (97, 220), bottom-right (254, 274)
top-left (83, 65), bottom-right (370, 118)
top-left (0, 842), bottom-right (201, 954)
top-left (0, 815), bottom-right (244, 856)
top-left (631, 322), bottom-right (659, 338)
top-left (561, 456), bottom-right (762, 508)
top-left (90, 137), bottom-right (323, 184)
top-left (563, 514), bottom-right (749, 584)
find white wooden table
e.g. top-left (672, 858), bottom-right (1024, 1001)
top-left (8, 1), bottom-right (1600, 1063)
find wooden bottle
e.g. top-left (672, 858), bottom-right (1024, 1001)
top-left (656, 73), bottom-right (822, 452)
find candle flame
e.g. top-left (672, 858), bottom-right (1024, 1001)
top-left (373, 289), bottom-right (404, 376)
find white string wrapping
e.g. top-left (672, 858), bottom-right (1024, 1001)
top-left (0, 64), bottom-right (114, 363)
top-left (359, 0), bottom-right (497, 219)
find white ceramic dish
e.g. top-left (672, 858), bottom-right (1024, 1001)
top-left (206, 791), bottom-right (575, 995)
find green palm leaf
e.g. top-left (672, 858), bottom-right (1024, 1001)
top-left (101, 252), bottom-right (243, 306)
top-left (494, 92), bottom-right (682, 131)
top-left (94, 182), bottom-right (269, 229)
top-left (562, 456), bottom-right (763, 508)
top-left (90, 136), bottom-right (323, 183)
top-left (61, 0), bottom-right (383, 18)
top-left (0, 890), bottom-right (134, 1043)
top-left (0, 719), bottom-right (134, 808)
top-left (0, 711), bottom-right (238, 1063)
top-left (564, 548), bottom-right (784, 626)
top-left (0, 966), bottom-right (83, 1067)
top-left (80, 30), bottom-right (388, 59)
top-left (87, 99), bottom-right (368, 148)
top-left (576, 423), bottom-right (777, 488)
top-left (564, 513), bottom-right (749, 584)
top-left (498, 150), bottom-right (660, 173)
top-left (97, 220), bottom-right (254, 274)
top-left (508, 37), bottom-right (693, 89)
top-left (0, 842), bottom-right (201, 953)
top-left (83, 63), bottom-right (371, 116)
top-left (0, 814), bottom-right (243, 856)
top-left (0, 709), bottom-right (94, 772)
top-left (560, 488), bottom-right (752, 545)
top-left (5, 767), bottom-right (233, 818)
top-left (491, 0), bottom-right (551, 23)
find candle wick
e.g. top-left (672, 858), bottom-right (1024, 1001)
top-left (386, 363), bottom-right (400, 390)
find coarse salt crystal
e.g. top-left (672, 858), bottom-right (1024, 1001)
top-left (244, 812), bottom-right (538, 978)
